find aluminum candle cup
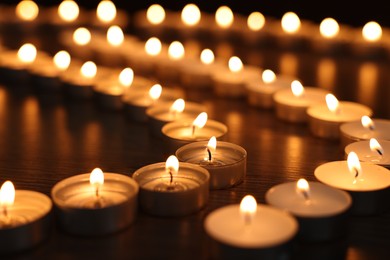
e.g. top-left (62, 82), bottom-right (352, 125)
top-left (175, 141), bottom-right (247, 190)
top-left (307, 102), bottom-right (373, 140)
top-left (51, 172), bottom-right (139, 236)
top-left (146, 101), bottom-right (206, 137)
top-left (132, 162), bottom-right (209, 217)
top-left (345, 140), bottom-right (390, 168)
top-left (204, 202), bottom-right (298, 260)
top-left (315, 161), bottom-right (390, 215)
top-left (340, 119), bottom-right (390, 147)
top-left (265, 181), bottom-right (352, 242)
top-left (0, 190), bottom-right (52, 254)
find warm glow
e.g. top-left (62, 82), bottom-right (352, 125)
top-left (200, 49), bottom-right (214, 65)
top-left (228, 56), bottom-right (243, 73)
top-left (291, 80), bottom-right (304, 97)
top-left (181, 4), bottom-right (201, 26)
top-left (281, 12), bottom-right (301, 34)
top-left (146, 4), bottom-right (165, 25)
top-left (17, 43), bottom-right (37, 64)
top-left (240, 195), bottom-right (257, 225)
top-left (207, 136), bottom-right (217, 151)
top-left (215, 6), bottom-right (234, 29)
top-left (107, 25), bottom-right (124, 47)
top-left (168, 41), bottom-right (185, 60)
top-left (53, 50), bottom-right (71, 71)
top-left (149, 84), bottom-right (162, 101)
top-left (96, 0), bottom-right (117, 23)
top-left (145, 37), bottom-right (162, 56)
top-left (165, 155), bottom-right (179, 175)
top-left (169, 99), bottom-right (185, 114)
top-left (0, 181), bottom-right (15, 208)
top-left (192, 112), bottom-right (208, 129)
top-left (296, 178), bottom-right (310, 200)
top-left (326, 94), bottom-right (340, 113)
top-left (73, 27), bottom-right (91, 46)
top-left (247, 12), bottom-right (265, 31)
top-left (90, 168), bottom-right (104, 186)
top-left (361, 115), bottom-right (375, 130)
top-left (362, 21), bottom-right (382, 42)
top-left (347, 152), bottom-right (363, 181)
top-left (80, 61), bottom-right (97, 79)
top-left (58, 0), bottom-right (79, 22)
top-left (262, 69), bottom-right (276, 84)
top-left (119, 68), bottom-right (134, 87)
top-left (370, 138), bottom-right (384, 155)
top-left (320, 18), bottom-right (339, 38)
top-left (16, 0), bottom-right (39, 21)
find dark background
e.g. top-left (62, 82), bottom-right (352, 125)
top-left (3, 1), bottom-right (390, 28)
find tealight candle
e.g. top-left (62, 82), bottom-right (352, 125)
top-left (204, 195), bottom-right (298, 259)
top-left (42, 0), bottom-right (86, 30)
top-left (345, 139), bottom-right (390, 168)
top-left (89, 0), bottom-right (128, 29)
top-left (155, 40), bottom-right (186, 84)
top-left (315, 152), bottom-right (390, 215)
top-left (176, 137), bottom-right (247, 189)
top-left (307, 94), bottom-right (373, 139)
top-left (340, 116), bottom-right (390, 147)
top-left (146, 99), bottom-right (206, 137)
top-left (246, 69), bottom-right (295, 109)
top-left (273, 80), bottom-right (328, 123)
top-left (210, 5), bottom-right (235, 41)
top-left (132, 155), bottom-right (209, 217)
top-left (162, 112), bottom-right (228, 153)
top-left (61, 61), bottom-right (97, 99)
top-left (266, 179), bottom-right (352, 241)
top-left (0, 181), bottom-right (52, 254)
top-left (51, 168), bottom-right (139, 236)
top-left (132, 4), bottom-right (169, 39)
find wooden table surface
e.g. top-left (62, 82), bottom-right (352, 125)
top-left (1, 13), bottom-right (390, 260)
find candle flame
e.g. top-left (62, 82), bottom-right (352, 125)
top-left (320, 18), bottom-right (339, 38)
top-left (181, 4), bottom-right (201, 26)
top-left (247, 11), bottom-right (265, 31)
top-left (228, 56), bottom-right (243, 73)
top-left (296, 178), bottom-right (310, 200)
top-left (262, 69), bottom-right (276, 84)
top-left (90, 168), bottom-right (104, 186)
top-left (96, 0), bottom-right (116, 23)
top-left (240, 195), bottom-right (257, 225)
top-left (370, 138), bottom-right (384, 156)
top-left (58, 0), bottom-right (79, 22)
top-left (145, 37), bottom-right (162, 56)
top-left (107, 25), bottom-right (124, 47)
top-left (207, 136), bottom-right (217, 151)
top-left (291, 80), bottom-right (304, 97)
top-left (168, 41), bottom-right (185, 60)
top-left (361, 115), bottom-right (375, 130)
top-left (16, 0), bottom-right (39, 21)
top-left (362, 21), bottom-right (382, 42)
top-left (119, 68), bottom-right (134, 87)
top-left (347, 151), bottom-right (363, 182)
top-left (53, 50), bottom-right (71, 71)
top-left (281, 12), bottom-right (301, 34)
top-left (149, 84), bottom-right (162, 101)
top-left (17, 43), bottom-right (37, 64)
top-left (215, 6), bottom-right (234, 29)
top-left (200, 49), bottom-right (214, 65)
top-left (146, 4), bottom-right (165, 25)
top-left (73, 27), bottom-right (91, 46)
top-left (80, 61), bottom-right (97, 79)
top-left (192, 112), bottom-right (208, 129)
top-left (0, 181), bottom-right (15, 208)
top-left (165, 155), bottom-right (179, 175)
top-left (326, 94), bottom-right (339, 113)
top-left (169, 99), bottom-right (185, 114)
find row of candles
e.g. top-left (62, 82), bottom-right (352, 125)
top-left (1, 1), bottom-right (390, 257)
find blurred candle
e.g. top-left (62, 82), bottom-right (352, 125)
top-left (58, 0), bottom-right (79, 22)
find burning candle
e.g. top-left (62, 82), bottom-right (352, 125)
top-left (273, 80), bottom-right (328, 123)
top-left (266, 179), bottom-right (352, 241)
top-left (90, 0), bottom-right (127, 29)
top-left (315, 152), bottom-right (390, 215)
top-left (51, 168), bottom-right (139, 235)
top-left (61, 60), bottom-right (97, 98)
top-left (155, 40), bottom-right (186, 84)
top-left (345, 138), bottom-right (390, 168)
top-left (0, 181), bottom-right (52, 253)
top-left (176, 136), bottom-right (247, 190)
top-left (15, 0), bottom-right (39, 22)
top-left (204, 195), bottom-right (298, 259)
top-left (132, 155), bottom-right (209, 217)
top-left (351, 21), bottom-right (388, 58)
top-left (307, 94), bottom-right (373, 139)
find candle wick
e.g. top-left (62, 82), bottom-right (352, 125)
top-left (3, 206), bottom-right (8, 219)
top-left (169, 170), bottom-right (173, 186)
top-left (207, 148), bottom-right (212, 162)
top-left (354, 168), bottom-right (359, 179)
top-left (376, 149), bottom-right (383, 156)
top-left (302, 190), bottom-right (310, 201)
top-left (95, 186), bottom-right (100, 198)
top-left (191, 125), bottom-right (196, 137)
top-left (369, 125), bottom-right (375, 131)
